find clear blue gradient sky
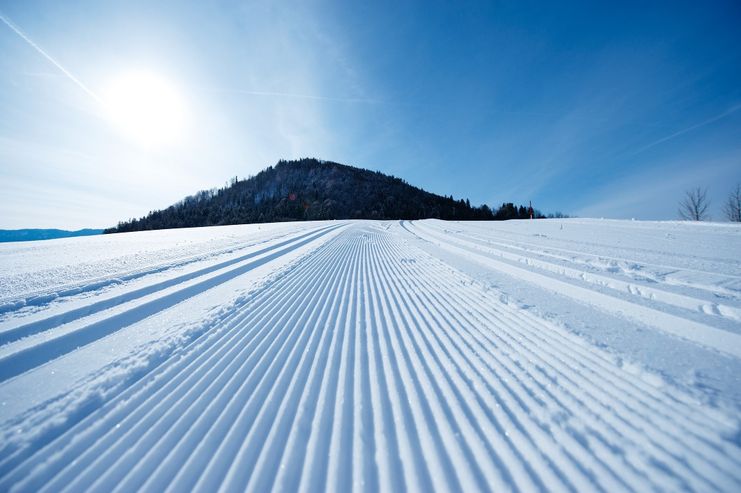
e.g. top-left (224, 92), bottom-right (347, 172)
top-left (1, 0), bottom-right (740, 228)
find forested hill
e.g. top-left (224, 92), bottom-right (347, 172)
top-left (105, 158), bottom-right (542, 233)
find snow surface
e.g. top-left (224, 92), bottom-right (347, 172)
top-left (0, 219), bottom-right (740, 492)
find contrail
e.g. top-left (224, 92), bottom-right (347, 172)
top-left (0, 11), bottom-right (102, 104)
top-left (632, 103), bottom-right (741, 156)
top-left (215, 88), bottom-right (384, 105)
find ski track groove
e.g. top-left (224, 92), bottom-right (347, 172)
top-left (401, 223), bottom-right (741, 489)
top-left (2, 225), bottom-right (346, 491)
top-left (1, 223), bottom-right (739, 492)
top-left (403, 220), bottom-right (741, 358)
top-left (137, 231), bottom-right (353, 493)
top-left (414, 240), bottom-right (738, 467)
top-left (0, 224), bottom-right (342, 383)
top-left (0, 224), bottom-right (331, 345)
top-left (458, 220), bottom-right (741, 271)
top-left (398, 250), bottom-right (700, 488)
top-left (370, 241), bottom-right (469, 492)
top-left (413, 221), bottom-right (741, 321)
top-left (451, 223), bottom-right (741, 296)
top-left (381, 232), bottom-right (621, 491)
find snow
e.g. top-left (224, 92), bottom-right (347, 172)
top-left (1, 219), bottom-right (740, 492)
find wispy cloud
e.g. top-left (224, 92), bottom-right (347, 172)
top-left (210, 88), bottom-right (383, 105)
top-left (0, 11), bottom-right (101, 104)
top-left (21, 71), bottom-right (67, 78)
top-left (630, 103), bottom-right (741, 156)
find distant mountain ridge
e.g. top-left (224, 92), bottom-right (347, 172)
top-left (0, 229), bottom-right (103, 243)
top-left (106, 158), bottom-right (542, 233)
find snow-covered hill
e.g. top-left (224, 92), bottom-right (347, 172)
top-left (1, 219), bottom-right (740, 492)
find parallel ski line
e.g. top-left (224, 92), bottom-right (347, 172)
top-left (223, 236), bottom-right (361, 493)
top-left (143, 236), bottom-right (352, 493)
top-left (371, 234), bottom-right (544, 491)
top-left (400, 238), bottom-right (741, 489)
top-left (389, 227), bottom-right (740, 490)
top-left (416, 221), bottom-right (741, 320)
top-left (187, 231), bottom-right (356, 492)
top-left (374, 235), bottom-right (585, 491)
top-left (363, 236), bottom-right (440, 492)
top-left (287, 234), bottom-right (362, 492)
top-left (0, 224), bottom-right (344, 383)
top-left (404, 221), bottom-right (741, 358)
top-left (411, 242), bottom-right (740, 474)
top-left (380, 255), bottom-right (470, 488)
top-left (0, 224), bottom-right (336, 345)
top-left (455, 221), bottom-right (741, 287)
top-left (4, 225), bottom-right (349, 492)
top-left (0, 226), bottom-right (348, 490)
top-left (379, 232), bottom-right (621, 490)
top-left (0, 225), bottom-right (311, 316)
top-left (458, 220), bottom-right (740, 269)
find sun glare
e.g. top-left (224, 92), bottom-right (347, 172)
top-left (102, 71), bottom-right (188, 148)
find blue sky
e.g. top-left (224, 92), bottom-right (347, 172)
top-left (1, 0), bottom-right (740, 228)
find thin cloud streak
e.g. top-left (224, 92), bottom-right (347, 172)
top-left (209, 87), bottom-right (673, 128)
top-left (0, 11), bottom-right (102, 104)
top-left (631, 103), bottom-right (741, 156)
top-left (212, 88), bottom-right (384, 105)
top-left (22, 71), bottom-right (67, 78)
top-left (216, 90), bottom-right (669, 128)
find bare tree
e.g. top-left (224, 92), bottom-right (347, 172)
top-left (678, 187), bottom-right (710, 221)
top-left (723, 184), bottom-right (741, 222)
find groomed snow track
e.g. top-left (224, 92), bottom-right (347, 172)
top-left (1, 221), bottom-right (740, 492)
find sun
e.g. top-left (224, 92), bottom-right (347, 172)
top-left (102, 71), bottom-right (188, 148)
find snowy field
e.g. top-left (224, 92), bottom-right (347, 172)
top-left (0, 219), bottom-right (740, 492)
